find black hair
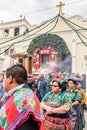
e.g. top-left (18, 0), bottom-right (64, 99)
top-left (76, 80), bottom-right (82, 85)
top-left (58, 80), bottom-right (67, 92)
top-left (6, 64), bottom-right (27, 84)
top-left (68, 78), bottom-right (77, 84)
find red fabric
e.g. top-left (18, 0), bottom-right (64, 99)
top-left (34, 93), bottom-right (44, 130)
top-left (34, 93), bottom-right (40, 112)
top-left (5, 95), bottom-right (19, 124)
top-left (0, 88), bottom-right (44, 130)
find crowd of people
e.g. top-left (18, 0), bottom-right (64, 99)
top-left (0, 64), bottom-right (87, 130)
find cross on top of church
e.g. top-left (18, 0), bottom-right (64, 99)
top-left (57, 2), bottom-right (65, 14)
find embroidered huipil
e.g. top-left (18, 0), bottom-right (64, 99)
top-left (0, 86), bottom-right (42, 130)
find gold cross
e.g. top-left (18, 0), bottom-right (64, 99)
top-left (57, 2), bottom-right (65, 14)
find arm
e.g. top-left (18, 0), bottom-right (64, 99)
top-left (40, 92), bottom-right (54, 113)
top-left (41, 92), bottom-right (71, 115)
top-left (72, 90), bottom-right (82, 106)
top-left (52, 105), bottom-right (70, 114)
top-left (40, 101), bottom-right (52, 112)
top-left (42, 103), bottom-right (70, 115)
top-left (52, 92), bottom-right (71, 114)
top-left (72, 100), bottom-right (79, 106)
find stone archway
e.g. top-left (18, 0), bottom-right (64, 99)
top-left (27, 33), bottom-right (72, 72)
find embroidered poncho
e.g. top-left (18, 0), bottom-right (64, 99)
top-left (0, 87), bottom-right (42, 130)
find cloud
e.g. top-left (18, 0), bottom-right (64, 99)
top-left (0, 0), bottom-right (87, 24)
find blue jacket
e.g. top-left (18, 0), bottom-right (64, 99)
top-left (37, 79), bottom-right (48, 101)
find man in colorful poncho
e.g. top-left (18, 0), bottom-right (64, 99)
top-left (0, 64), bottom-right (43, 130)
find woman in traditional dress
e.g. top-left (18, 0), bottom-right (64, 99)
top-left (76, 80), bottom-right (86, 129)
top-left (40, 80), bottom-right (73, 130)
top-left (66, 78), bottom-right (82, 130)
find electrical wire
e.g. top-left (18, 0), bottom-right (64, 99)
top-left (65, 0), bottom-right (87, 5)
top-left (0, 0), bottom-right (87, 22)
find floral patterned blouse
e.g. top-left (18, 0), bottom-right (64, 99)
top-left (65, 89), bottom-right (82, 103)
top-left (42, 91), bottom-right (72, 109)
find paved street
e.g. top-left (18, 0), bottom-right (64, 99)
top-left (84, 111), bottom-right (87, 130)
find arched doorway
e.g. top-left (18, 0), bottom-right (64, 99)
top-left (27, 33), bottom-right (72, 73)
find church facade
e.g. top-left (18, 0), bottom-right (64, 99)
top-left (0, 15), bottom-right (87, 75)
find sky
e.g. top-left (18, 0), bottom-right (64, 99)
top-left (0, 0), bottom-right (87, 25)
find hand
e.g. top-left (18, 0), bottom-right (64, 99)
top-left (46, 106), bottom-right (53, 114)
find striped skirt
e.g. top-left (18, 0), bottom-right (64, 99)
top-left (43, 114), bottom-right (73, 130)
